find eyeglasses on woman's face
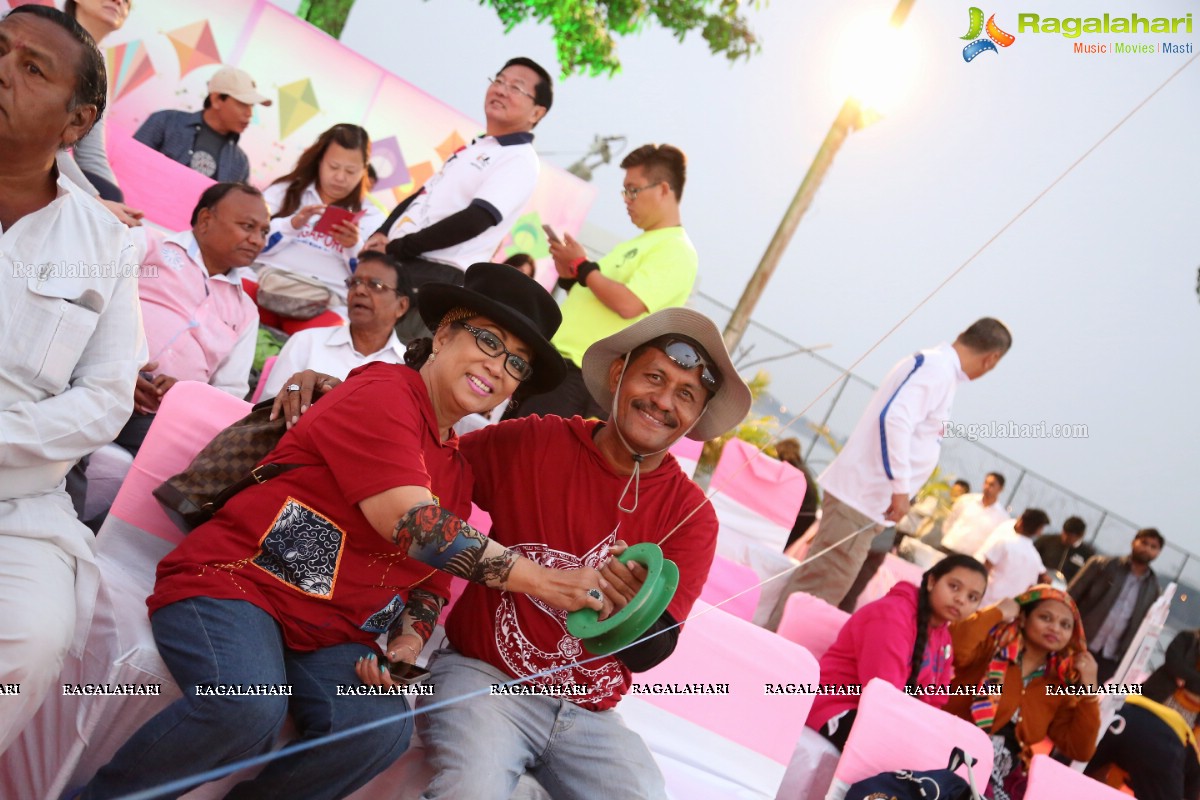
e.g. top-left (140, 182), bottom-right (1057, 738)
top-left (456, 322), bottom-right (533, 382)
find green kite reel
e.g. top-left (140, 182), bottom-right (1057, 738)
top-left (567, 542), bottom-right (679, 656)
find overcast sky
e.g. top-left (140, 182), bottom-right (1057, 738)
top-left (272, 0), bottom-right (1199, 566)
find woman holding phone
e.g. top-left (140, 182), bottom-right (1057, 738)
top-left (250, 123), bottom-right (385, 333)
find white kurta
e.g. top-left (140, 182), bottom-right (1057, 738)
top-left (0, 174), bottom-right (145, 752)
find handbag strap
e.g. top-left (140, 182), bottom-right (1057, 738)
top-left (202, 463), bottom-right (306, 514)
top-left (946, 747), bottom-right (983, 800)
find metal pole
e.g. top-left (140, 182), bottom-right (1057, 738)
top-left (722, 0), bottom-right (917, 352)
top-left (1004, 469), bottom-right (1026, 513)
top-left (805, 374), bottom-right (851, 462)
top-left (722, 99), bottom-right (859, 352)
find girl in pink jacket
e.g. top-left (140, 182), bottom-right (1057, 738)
top-left (808, 554), bottom-right (988, 748)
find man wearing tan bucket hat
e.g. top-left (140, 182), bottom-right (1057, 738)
top-left (134, 66), bottom-right (272, 182)
top-left (415, 307), bottom-right (752, 799)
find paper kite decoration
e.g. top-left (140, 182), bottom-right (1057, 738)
top-left (368, 136), bottom-right (411, 192)
top-left (106, 40), bottom-right (155, 101)
top-left (505, 212), bottom-right (551, 260)
top-left (165, 20), bottom-right (221, 77)
top-left (435, 131), bottom-right (466, 162)
top-left (277, 78), bottom-right (320, 140)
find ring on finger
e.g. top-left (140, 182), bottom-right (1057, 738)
top-left (286, 383), bottom-right (302, 392)
top-left (586, 588), bottom-right (603, 602)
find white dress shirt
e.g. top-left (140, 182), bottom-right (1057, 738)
top-left (260, 323), bottom-right (406, 398)
top-left (941, 493), bottom-right (1011, 555)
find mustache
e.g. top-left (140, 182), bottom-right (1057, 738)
top-left (630, 399), bottom-right (678, 429)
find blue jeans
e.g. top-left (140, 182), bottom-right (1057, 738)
top-left (417, 648), bottom-right (666, 800)
top-left (83, 597), bottom-right (412, 799)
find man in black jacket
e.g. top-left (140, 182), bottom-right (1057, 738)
top-left (1069, 528), bottom-right (1164, 683)
top-left (1034, 515), bottom-right (1095, 582)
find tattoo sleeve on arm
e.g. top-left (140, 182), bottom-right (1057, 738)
top-left (393, 503), bottom-right (520, 589)
top-left (398, 587), bottom-right (444, 646)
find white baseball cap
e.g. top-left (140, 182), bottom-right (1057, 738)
top-left (207, 67), bottom-right (272, 106)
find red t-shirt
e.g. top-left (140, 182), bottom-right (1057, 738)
top-left (453, 415), bottom-right (717, 711)
top-left (150, 363), bottom-right (470, 652)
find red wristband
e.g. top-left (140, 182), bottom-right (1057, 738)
top-left (569, 256), bottom-right (587, 278)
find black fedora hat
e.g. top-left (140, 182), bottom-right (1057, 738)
top-left (418, 263), bottom-right (566, 394)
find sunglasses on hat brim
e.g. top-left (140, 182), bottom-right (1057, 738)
top-left (650, 337), bottom-right (720, 393)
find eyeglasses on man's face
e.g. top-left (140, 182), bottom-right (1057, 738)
top-left (344, 276), bottom-right (402, 296)
top-left (619, 181), bottom-right (663, 202)
top-left (456, 322), bottom-right (533, 382)
top-left (487, 75), bottom-right (536, 103)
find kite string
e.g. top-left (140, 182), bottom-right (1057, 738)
top-left (115, 53), bottom-right (1198, 800)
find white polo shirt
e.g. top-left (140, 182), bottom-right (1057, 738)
top-left (385, 132), bottom-right (539, 269)
top-left (818, 343), bottom-right (969, 525)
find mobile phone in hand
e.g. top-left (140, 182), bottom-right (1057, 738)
top-left (542, 224), bottom-right (561, 243)
top-left (314, 206), bottom-right (366, 236)
top-left (387, 659), bottom-right (432, 685)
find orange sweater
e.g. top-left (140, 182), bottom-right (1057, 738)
top-left (946, 606), bottom-right (1100, 762)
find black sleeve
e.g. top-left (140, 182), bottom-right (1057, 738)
top-left (375, 189), bottom-right (424, 238)
top-left (1166, 631), bottom-right (1200, 694)
top-left (614, 610), bottom-right (679, 673)
top-left (386, 204), bottom-right (495, 261)
top-left (1186, 741), bottom-right (1200, 800)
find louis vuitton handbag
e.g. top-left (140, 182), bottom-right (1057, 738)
top-left (152, 399), bottom-right (306, 532)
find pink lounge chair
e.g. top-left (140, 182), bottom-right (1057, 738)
top-left (709, 438), bottom-right (807, 554)
top-left (249, 355), bottom-right (278, 404)
top-left (1025, 754), bottom-right (1128, 800)
top-left (824, 678), bottom-right (994, 799)
top-left (637, 600), bottom-right (820, 767)
top-left (775, 591), bottom-right (850, 660)
top-left (853, 553), bottom-right (927, 611)
top-left (699, 554), bottom-right (762, 621)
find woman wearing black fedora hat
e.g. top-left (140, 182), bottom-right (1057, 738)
top-left (82, 264), bottom-right (608, 800)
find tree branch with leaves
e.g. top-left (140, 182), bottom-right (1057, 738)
top-left (297, 0), bottom-right (763, 76)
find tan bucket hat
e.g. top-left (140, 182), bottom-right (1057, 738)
top-left (581, 307), bottom-right (752, 441)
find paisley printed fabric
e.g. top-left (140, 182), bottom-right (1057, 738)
top-left (253, 498), bottom-right (345, 598)
top-left (361, 595), bottom-right (406, 634)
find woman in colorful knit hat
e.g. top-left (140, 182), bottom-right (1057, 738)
top-left (945, 585), bottom-right (1101, 800)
